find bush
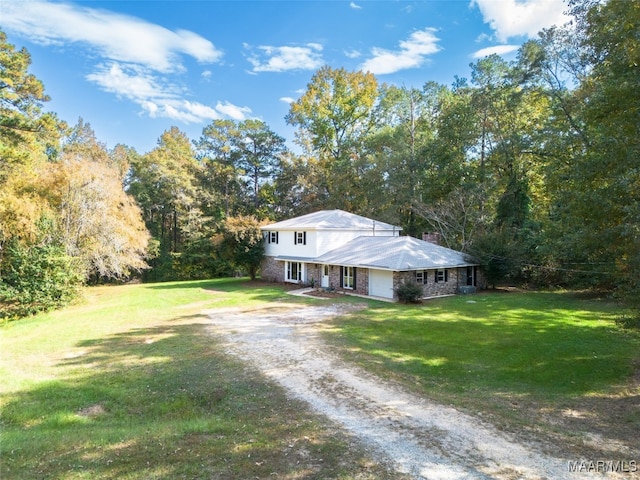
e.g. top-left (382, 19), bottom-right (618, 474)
top-left (395, 281), bottom-right (423, 304)
top-left (0, 239), bottom-right (84, 319)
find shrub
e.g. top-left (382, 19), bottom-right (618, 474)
top-left (395, 281), bottom-right (423, 304)
top-left (0, 239), bottom-right (84, 319)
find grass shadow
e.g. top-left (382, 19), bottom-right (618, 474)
top-left (326, 291), bottom-right (640, 454)
top-left (1, 315), bottom-right (391, 479)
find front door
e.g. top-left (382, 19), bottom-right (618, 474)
top-left (321, 265), bottom-right (330, 288)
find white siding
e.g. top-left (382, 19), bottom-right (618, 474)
top-left (264, 230), bottom-right (317, 258)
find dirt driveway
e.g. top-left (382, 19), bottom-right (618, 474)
top-left (206, 302), bottom-right (616, 480)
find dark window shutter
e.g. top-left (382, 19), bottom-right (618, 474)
top-left (303, 231), bottom-right (307, 245)
top-left (294, 231), bottom-right (297, 244)
top-left (445, 269), bottom-right (449, 282)
top-left (353, 268), bottom-right (357, 290)
top-left (340, 267), bottom-right (344, 287)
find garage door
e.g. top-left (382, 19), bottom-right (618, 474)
top-left (369, 270), bottom-right (394, 299)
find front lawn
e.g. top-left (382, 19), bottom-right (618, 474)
top-left (2, 280), bottom-right (637, 477)
top-left (324, 290), bottom-right (640, 457)
top-left (0, 279), bottom-right (395, 480)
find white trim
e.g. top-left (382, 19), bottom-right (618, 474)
top-left (285, 261), bottom-right (304, 283)
top-left (342, 266), bottom-right (354, 290)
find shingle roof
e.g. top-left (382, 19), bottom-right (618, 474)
top-left (314, 236), bottom-right (477, 271)
top-left (261, 209), bottom-right (401, 232)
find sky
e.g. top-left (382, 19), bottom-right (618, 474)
top-left (1, 0), bottom-right (572, 154)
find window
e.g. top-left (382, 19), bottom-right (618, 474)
top-left (294, 231), bottom-right (307, 245)
top-left (435, 269), bottom-right (448, 283)
top-left (268, 231), bottom-right (278, 244)
top-left (466, 266), bottom-right (475, 286)
top-left (416, 271), bottom-right (425, 284)
top-left (342, 266), bottom-right (354, 289)
top-left (286, 262), bottom-right (302, 282)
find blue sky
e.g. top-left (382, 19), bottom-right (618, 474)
top-left (1, 0), bottom-right (571, 154)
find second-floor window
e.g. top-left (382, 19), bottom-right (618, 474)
top-left (267, 231), bottom-right (278, 244)
top-left (294, 231), bottom-right (307, 245)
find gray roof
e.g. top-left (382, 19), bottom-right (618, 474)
top-left (261, 209), bottom-right (401, 232)
top-left (314, 236), bottom-right (477, 271)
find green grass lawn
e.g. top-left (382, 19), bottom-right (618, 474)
top-left (0, 279), bottom-right (394, 480)
top-left (2, 281), bottom-right (638, 479)
top-left (323, 290), bottom-right (640, 454)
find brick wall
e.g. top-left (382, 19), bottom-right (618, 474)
top-left (261, 258), bottom-right (486, 299)
top-left (306, 264), bottom-right (322, 287)
top-left (260, 256), bottom-right (284, 283)
top-left (326, 265), bottom-right (368, 295)
top-left (394, 268), bottom-right (463, 297)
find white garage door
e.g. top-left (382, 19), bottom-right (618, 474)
top-left (369, 270), bottom-right (394, 299)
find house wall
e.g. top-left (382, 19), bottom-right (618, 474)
top-left (263, 230), bottom-right (318, 258)
top-left (262, 256), bottom-right (485, 300)
top-left (325, 265), bottom-right (368, 296)
top-left (394, 267), bottom-right (486, 298)
top-left (306, 263), bottom-right (322, 287)
top-left (261, 256), bottom-right (284, 283)
top-left (260, 258), bottom-right (323, 287)
top-left (263, 227), bottom-right (400, 258)
top-left (394, 268), bottom-right (462, 297)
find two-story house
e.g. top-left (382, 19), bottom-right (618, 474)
top-left (260, 209), bottom-right (483, 301)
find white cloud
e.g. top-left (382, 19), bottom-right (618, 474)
top-left (472, 44), bottom-right (520, 59)
top-left (246, 44), bottom-right (324, 72)
top-left (472, 0), bottom-right (571, 42)
top-left (280, 97), bottom-right (295, 104)
top-left (1, 0), bottom-right (222, 72)
top-left (140, 99), bottom-right (219, 124)
top-left (215, 101), bottom-right (252, 121)
top-left (350, 2), bottom-right (362, 9)
top-left (87, 63), bottom-right (170, 101)
top-left (0, 1), bottom-right (254, 124)
top-left (359, 28), bottom-right (440, 75)
top-left (344, 49), bottom-right (362, 59)
top-left (86, 62), bottom-right (249, 123)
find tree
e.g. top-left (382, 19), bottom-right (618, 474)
top-left (216, 216), bottom-right (265, 280)
top-left (0, 30), bottom-right (62, 176)
top-left (0, 33), bottom-right (83, 317)
top-left (370, 83), bottom-right (448, 235)
top-left (567, 0), bottom-right (640, 303)
top-left (233, 119), bottom-right (287, 214)
top-left (130, 127), bottom-right (201, 253)
top-left (286, 66), bottom-right (379, 210)
top-left (194, 119), bottom-right (244, 218)
top-left (35, 121), bottom-right (150, 281)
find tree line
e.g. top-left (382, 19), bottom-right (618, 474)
top-left (1, 0), bottom-right (638, 318)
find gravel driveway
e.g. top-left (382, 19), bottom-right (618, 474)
top-left (206, 302), bottom-right (610, 480)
